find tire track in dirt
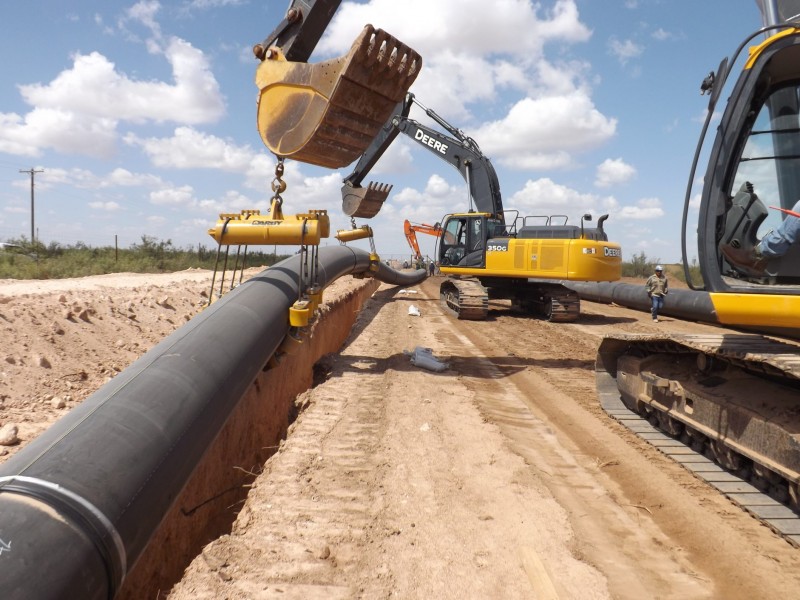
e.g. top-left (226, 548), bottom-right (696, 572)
top-left (170, 284), bottom-right (611, 598)
top-left (168, 345), bottom-right (391, 598)
top-left (436, 283), bottom-right (800, 600)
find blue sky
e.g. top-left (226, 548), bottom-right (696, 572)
top-left (0, 0), bottom-right (767, 263)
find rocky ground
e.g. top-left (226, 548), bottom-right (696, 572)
top-left (0, 270), bottom-right (215, 461)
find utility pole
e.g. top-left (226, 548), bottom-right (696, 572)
top-left (19, 167), bottom-right (44, 244)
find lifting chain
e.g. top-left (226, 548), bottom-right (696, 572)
top-left (271, 156), bottom-right (287, 208)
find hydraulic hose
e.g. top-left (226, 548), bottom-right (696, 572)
top-left (0, 246), bottom-right (425, 600)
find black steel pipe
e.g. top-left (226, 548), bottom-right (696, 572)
top-left (0, 246), bottom-right (425, 600)
top-left (565, 281), bottom-right (718, 323)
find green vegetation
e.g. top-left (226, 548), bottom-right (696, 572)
top-left (0, 236), bottom-right (290, 280)
top-left (622, 251), bottom-right (702, 285)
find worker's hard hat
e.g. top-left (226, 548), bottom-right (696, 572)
top-left (655, 265), bottom-right (664, 271)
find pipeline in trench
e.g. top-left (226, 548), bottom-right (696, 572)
top-left (0, 246), bottom-right (425, 600)
top-left (118, 275), bottom-right (381, 599)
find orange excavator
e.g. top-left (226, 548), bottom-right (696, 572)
top-left (403, 219), bottom-right (441, 263)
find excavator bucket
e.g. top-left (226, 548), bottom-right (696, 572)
top-left (256, 24), bottom-right (421, 169)
top-left (341, 181), bottom-right (392, 218)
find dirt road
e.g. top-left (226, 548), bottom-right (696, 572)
top-left (167, 275), bottom-right (800, 599)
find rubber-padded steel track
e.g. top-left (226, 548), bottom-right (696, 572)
top-left (596, 332), bottom-right (800, 547)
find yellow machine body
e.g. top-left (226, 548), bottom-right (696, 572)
top-left (255, 25), bottom-right (421, 169)
top-left (438, 212), bottom-right (621, 281)
top-left (708, 292), bottom-right (800, 329)
top-left (439, 237), bottom-right (622, 281)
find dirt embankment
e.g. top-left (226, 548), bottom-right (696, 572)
top-left (0, 270), bottom-right (215, 459)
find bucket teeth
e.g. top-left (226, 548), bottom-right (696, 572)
top-left (256, 25), bottom-right (422, 169)
top-left (342, 181), bottom-right (392, 219)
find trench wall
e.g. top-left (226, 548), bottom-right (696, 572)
top-left (117, 276), bottom-right (380, 599)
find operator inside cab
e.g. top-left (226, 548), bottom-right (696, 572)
top-left (439, 215), bottom-right (486, 268)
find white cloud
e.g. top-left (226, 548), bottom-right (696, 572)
top-left (385, 175), bottom-right (463, 225)
top-left (617, 197), bottom-right (665, 220)
top-left (608, 37), bottom-right (643, 65)
top-left (0, 108), bottom-right (117, 158)
top-left (320, 0), bottom-right (591, 59)
top-left (315, 0), bottom-right (593, 120)
top-left (20, 40), bottom-right (224, 125)
top-left (182, 0), bottom-right (246, 9)
top-left (32, 166), bottom-right (164, 191)
top-left (652, 28), bottom-right (672, 41)
top-left (88, 201), bottom-right (122, 211)
top-left (150, 185), bottom-right (195, 206)
top-left (595, 158), bottom-right (636, 188)
top-left (475, 93), bottom-right (617, 170)
top-left (0, 30), bottom-right (225, 159)
top-left (126, 127), bottom-right (254, 170)
top-left (507, 178), bottom-right (619, 219)
top-left (124, 1), bottom-right (162, 39)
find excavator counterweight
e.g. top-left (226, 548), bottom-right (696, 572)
top-left (256, 24), bottom-right (421, 169)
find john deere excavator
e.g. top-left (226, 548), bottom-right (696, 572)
top-left (571, 0), bottom-right (800, 525)
top-left (251, 0), bottom-right (800, 536)
top-left (341, 93), bottom-right (622, 321)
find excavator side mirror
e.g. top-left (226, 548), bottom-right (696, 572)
top-left (703, 57), bottom-right (729, 112)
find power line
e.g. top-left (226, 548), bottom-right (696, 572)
top-left (19, 167), bottom-right (44, 243)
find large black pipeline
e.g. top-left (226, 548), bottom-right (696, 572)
top-left (0, 246), bottom-right (426, 600)
top-left (565, 281), bottom-right (718, 323)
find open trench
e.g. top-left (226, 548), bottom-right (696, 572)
top-left (112, 276), bottom-right (380, 598)
top-left (0, 246), bottom-right (415, 600)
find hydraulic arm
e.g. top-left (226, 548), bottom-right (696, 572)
top-left (341, 93), bottom-right (504, 220)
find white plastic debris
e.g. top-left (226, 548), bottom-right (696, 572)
top-left (408, 305), bottom-right (421, 316)
top-left (404, 346), bottom-right (448, 372)
top-left (398, 289), bottom-right (419, 294)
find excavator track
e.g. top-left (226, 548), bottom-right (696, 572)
top-left (511, 284), bottom-right (580, 322)
top-left (596, 333), bottom-right (800, 547)
top-left (440, 278), bottom-right (488, 320)
top-left (543, 286), bottom-right (580, 322)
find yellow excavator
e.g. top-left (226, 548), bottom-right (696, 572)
top-left (577, 0), bottom-right (800, 521)
top-left (341, 92), bottom-right (623, 321)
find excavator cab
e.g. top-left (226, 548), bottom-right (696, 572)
top-left (695, 17), bottom-right (800, 287)
top-left (255, 24), bottom-right (421, 169)
top-left (438, 213), bottom-right (499, 269)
